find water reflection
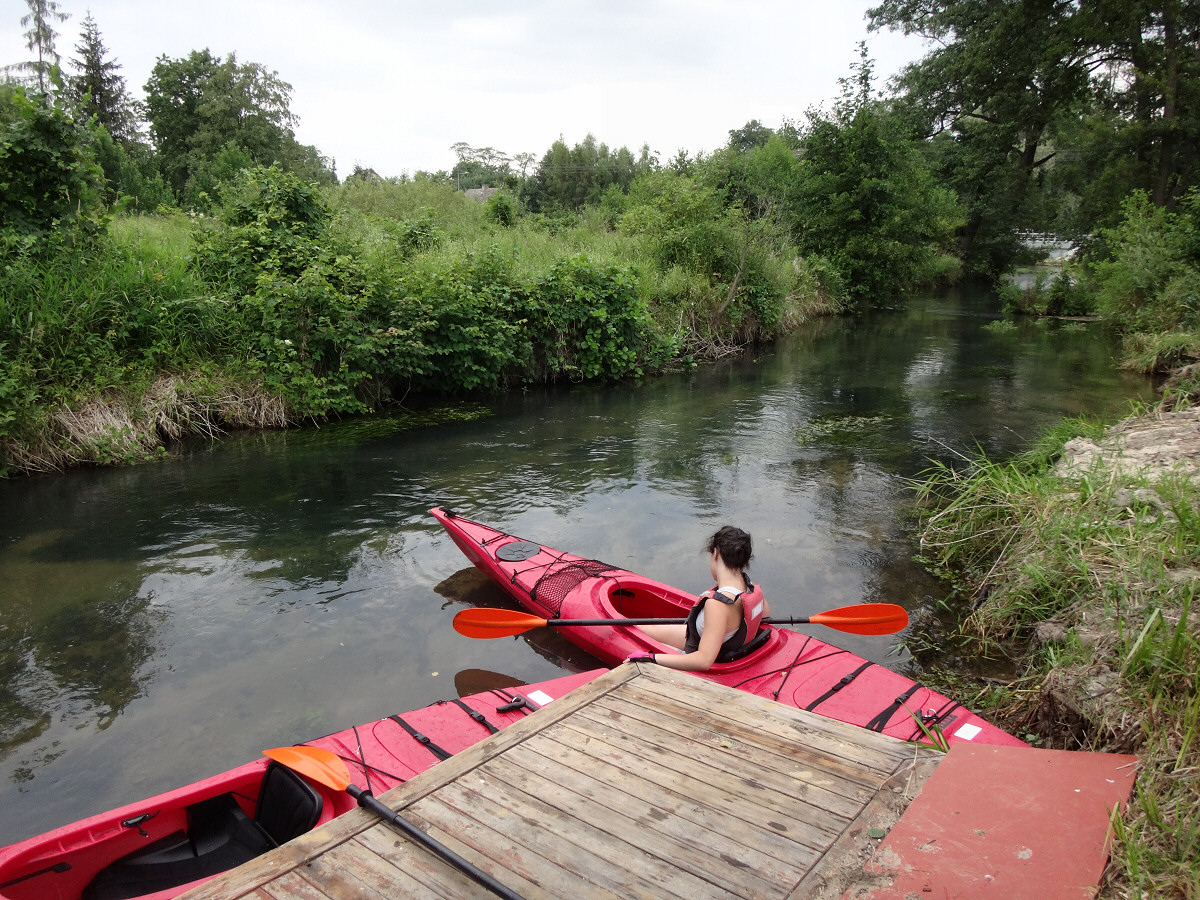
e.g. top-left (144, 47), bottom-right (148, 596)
top-left (0, 287), bottom-right (1154, 844)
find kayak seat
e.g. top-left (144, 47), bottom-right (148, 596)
top-left (719, 627), bottom-right (772, 663)
top-left (82, 762), bottom-right (322, 900)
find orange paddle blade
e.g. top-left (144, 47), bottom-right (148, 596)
top-left (806, 603), bottom-right (909, 635)
top-left (264, 745), bottom-right (352, 791)
top-left (453, 607), bottom-right (550, 638)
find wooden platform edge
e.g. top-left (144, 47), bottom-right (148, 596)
top-left (790, 748), bottom-right (943, 900)
top-left (177, 664), bottom-right (641, 900)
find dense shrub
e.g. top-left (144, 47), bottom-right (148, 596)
top-left (1090, 191), bottom-right (1200, 334)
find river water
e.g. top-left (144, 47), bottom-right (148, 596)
top-left (0, 287), bottom-right (1152, 844)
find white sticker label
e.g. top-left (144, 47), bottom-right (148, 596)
top-left (527, 690), bottom-right (554, 706)
top-left (954, 723), bottom-right (982, 741)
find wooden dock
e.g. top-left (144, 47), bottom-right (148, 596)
top-left (180, 664), bottom-right (943, 899)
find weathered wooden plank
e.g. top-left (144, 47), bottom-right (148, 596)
top-left (179, 830), bottom-right (366, 900)
top-left (568, 706), bottom-right (870, 822)
top-left (309, 833), bottom-right (476, 899)
top-left (549, 720), bottom-right (844, 851)
top-left (582, 690), bottom-right (884, 804)
top-left (260, 872), bottom-right (331, 900)
top-left (788, 752), bottom-right (942, 899)
top-left (415, 776), bottom-right (732, 900)
top-left (283, 853), bottom-right (391, 900)
top-left (354, 828), bottom-right (498, 898)
top-left (486, 748), bottom-right (810, 897)
top-left (181, 666), bottom-right (641, 900)
top-left (504, 734), bottom-right (827, 867)
top-left (624, 672), bottom-right (916, 774)
top-left (179, 666), bottom-right (945, 900)
top-left (248, 888), bottom-right (295, 900)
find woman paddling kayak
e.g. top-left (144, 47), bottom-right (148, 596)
top-left (629, 526), bottom-right (771, 671)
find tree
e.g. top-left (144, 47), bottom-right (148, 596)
top-left (869, 0), bottom-right (1092, 269)
top-left (727, 119), bottom-right (774, 153)
top-left (66, 13), bottom-right (138, 146)
top-left (527, 134), bottom-right (653, 212)
top-left (143, 50), bottom-right (329, 204)
top-left (449, 142), bottom-right (512, 190)
top-left (1081, 1), bottom-right (1200, 209)
top-left (788, 46), bottom-right (962, 304)
top-left (8, 0), bottom-right (70, 96)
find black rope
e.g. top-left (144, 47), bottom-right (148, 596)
top-left (353, 724), bottom-right (373, 795)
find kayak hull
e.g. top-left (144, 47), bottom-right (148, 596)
top-left (432, 507), bottom-right (1025, 750)
top-left (0, 669), bottom-right (600, 900)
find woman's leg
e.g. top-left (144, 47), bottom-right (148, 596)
top-left (636, 623), bottom-right (687, 650)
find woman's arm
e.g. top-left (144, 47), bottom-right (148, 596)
top-left (651, 599), bottom-right (740, 672)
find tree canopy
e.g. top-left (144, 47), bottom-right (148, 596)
top-left (143, 49), bottom-right (333, 205)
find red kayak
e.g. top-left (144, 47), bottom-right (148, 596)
top-left (432, 507), bottom-right (1024, 749)
top-left (0, 669), bottom-right (600, 900)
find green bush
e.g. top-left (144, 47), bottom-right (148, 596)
top-left (0, 84), bottom-right (107, 253)
top-left (1091, 191), bottom-right (1200, 333)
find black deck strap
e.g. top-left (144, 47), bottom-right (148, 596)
top-left (905, 698), bottom-right (961, 742)
top-left (865, 683), bottom-right (924, 733)
top-left (389, 714), bottom-right (452, 761)
top-left (805, 660), bottom-right (873, 712)
top-left (441, 698), bottom-right (500, 734)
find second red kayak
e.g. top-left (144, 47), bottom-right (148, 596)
top-left (432, 507), bottom-right (1024, 749)
top-left (0, 669), bottom-right (600, 900)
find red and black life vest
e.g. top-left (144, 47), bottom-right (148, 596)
top-left (683, 580), bottom-right (766, 661)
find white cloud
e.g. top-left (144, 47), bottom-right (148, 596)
top-left (1, 0), bottom-right (928, 179)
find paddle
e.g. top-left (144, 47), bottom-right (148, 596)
top-left (263, 746), bottom-right (524, 900)
top-left (453, 602), bottom-right (909, 639)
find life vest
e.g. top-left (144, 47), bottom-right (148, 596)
top-left (683, 580), bottom-right (766, 660)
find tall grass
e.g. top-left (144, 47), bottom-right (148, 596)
top-left (913, 412), bottom-right (1200, 898)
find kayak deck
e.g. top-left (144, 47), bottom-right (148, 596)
top-left (0, 670), bottom-right (601, 900)
top-left (431, 507), bottom-right (1025, 749)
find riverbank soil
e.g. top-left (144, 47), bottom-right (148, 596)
top-left (913, 402), bottom-right (1200, 899)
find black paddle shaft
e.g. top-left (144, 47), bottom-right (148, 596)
top-left (545, 616), bottom-right (814, 626)
top-left (347, 785), bottom-right (525, 900)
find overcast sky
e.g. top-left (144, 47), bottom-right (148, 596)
top-left (2, 1), bottom-right (929, 179)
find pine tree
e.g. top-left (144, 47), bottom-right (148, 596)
top-left (9, 0), bottom-right (70, 96)
top-left (67, 13), bottom-right (137, 145)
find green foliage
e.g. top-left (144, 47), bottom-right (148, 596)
top-left (484, 191), bottom-right (519, 227)
top-left (143, 50), bottom-right (330, 205)
top-left (789, 49), bottom-right (962, 305)
top-left (528, 134), bottom-right (655, 213)
top-left (0, 83), bottom-right (107, 253)
top-left (1090, 190), bottom-right (1200, 333)
top-left (620, 170), bottom-right (793, 336)
top-left (525, 256), bottom-right (650, 381)
top-left (65, 12), bottom-right (137, 146)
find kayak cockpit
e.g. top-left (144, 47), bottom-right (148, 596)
top-left (598, 579), bottom-right (781, 668)
top-left (79, 762), bottom-right (321, 900)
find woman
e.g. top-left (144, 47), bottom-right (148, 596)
top-left (629, 525), bottom-right (770, 671)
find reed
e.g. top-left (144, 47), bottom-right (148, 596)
top-left (912, 413), bottom-right (1200, 898)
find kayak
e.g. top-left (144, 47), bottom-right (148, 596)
top-left (0, 669), bottom-right (601, 900)
top-left (431, 507), bottom-right (1025, 749)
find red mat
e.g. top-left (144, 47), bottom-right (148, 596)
top-left (856, 744), bottom-right (1138, 900)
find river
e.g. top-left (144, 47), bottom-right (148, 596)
top-left (0, 287), bottom-right (1152, 844)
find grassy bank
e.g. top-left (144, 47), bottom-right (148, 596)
top-left (911, 412), bottom-right (1199, 899)
top-left (0, 171), bottom-right (845, 477)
